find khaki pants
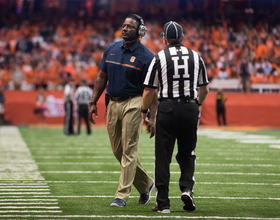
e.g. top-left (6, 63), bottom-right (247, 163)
top-left (107, 96), bottom-right (154, 203)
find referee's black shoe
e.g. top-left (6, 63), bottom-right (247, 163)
top-left (181, 188), bottom-right (195, 211)
top-left (139, 183), bottom-right (154, 204)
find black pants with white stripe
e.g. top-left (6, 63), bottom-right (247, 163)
top-left (77, 104), bottom-right (91, 135)
top-left (155, 100), bottom-right (199, 209)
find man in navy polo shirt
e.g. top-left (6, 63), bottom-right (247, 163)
top-left (88, 14), bottom-right (155, 207)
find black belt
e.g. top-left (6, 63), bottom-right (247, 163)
top-left (159, 97), bottom-right (197, 103)
top-left (110, 94), bottom-right (141, 102)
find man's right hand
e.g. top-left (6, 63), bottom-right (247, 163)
top-left (88, 105), bottom-right (98, 124)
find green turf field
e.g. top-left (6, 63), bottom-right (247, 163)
top-left (0, 126), bottom-right (280, 219)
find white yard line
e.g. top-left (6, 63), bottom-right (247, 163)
top-left (36, 171), bottom-right (280, 176)
top-left (0, 189), bottom-right (50, 191)
top-left (0, 186), bottom-right (49, 188)
top-left (0, 126), bottom-right (62, 215)
top-left (0, 199), bottom-right (58, 201)
top-left (0, 210), bottom-right (62, 213)
top-left (0, 206), bottom-right (60, 209)
top-left (10, 180), bottom-right (276, 186)
top-left (1, 195), bottom-right (279, 201)
top-left (27, 162), bottom-right (277, 167)
top-left (0, 215), bottom-right (279, 220)
top-left (0, 202), bottom-right (59, 205)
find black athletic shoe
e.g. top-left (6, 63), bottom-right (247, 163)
top-left (181, 188), bottom-right (195, 211)
top-left (152, 206), bottom-right (171, 213)
top-left (139, 183), bottom-right (154, 204)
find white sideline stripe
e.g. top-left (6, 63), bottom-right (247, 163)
top-left (270, 145), bottom-right (280, 149)
top-left (1, 195), bottom-right (279, 200)
top-left (37, 171), bottom-right (280, 176)
top-left (30, 156), bottom-right (280, 161)
top-left (0, 186), bottom-right (49, 188)
top-left (32, 156), bottom-right (155, 159)
top-left (0, 206), bottom-right (60, 209)
top-left (0, 215), bottom-right (280, 220)
top-left (0, 183), bottom-right (47, 185)
top-left (0, 126), bottom-right (62, 214)
top-left (0, 210), bottom-right (62, 213)
top-left (225, 158), bottom-right (280, 161)
top-left (32, 162), bottom-right (278, 167)
top-left (0, 199), bottom-right (58, 201)
top-left (23, 180), bottom-right (278, 186)
top-left (0, 203), bottom-right (58, 205)
top-left (0, 189), bottom-right (50, 191)
top-left (0, 192), bottom-right (51, 194)
top-left (241, 140), bottom-right (280, 144)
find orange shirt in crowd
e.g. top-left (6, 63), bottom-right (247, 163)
top-left (1, 69), bottom-right (11, 85)
top-left (274, 46), bottom-right (280, 58)
top-left (250, 74), bottom-right (268, 84)
top-left (48, 63), bottom-right (61, 85)
top-left (212, 28), bottom-right (220, 44)
top-left (64, 63), bottom-right (75, 76)
top-left (256, 44), bottom-right (268, 59)
top-left (9, 39), bottom-right (17, 54)
top-left (34, 70), bottom-right (48, 86)
top-left (87, 65), bottom-right (99, 82)
top-left (73, 73), bottom-right (80, 86)
top-left (22, 65), bottom-right (34, 84)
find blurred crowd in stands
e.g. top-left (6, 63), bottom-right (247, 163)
top-left (0, 6), bottom-right (280, 91)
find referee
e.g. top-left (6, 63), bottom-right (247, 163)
top-left (141, 21), bottom-right (209, 213)
top-left (75, 79), bottom-right (93, 135)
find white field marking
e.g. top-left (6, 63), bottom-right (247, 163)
top-left (195, 182), bottom-right (280, 186)
top-left (32, 156), bottom-right (155, 159)
top-left (0, 186), bottom-right (49, 188)
top-left (33, 162), bottom-right (278, 167)
top-left (224, 157), bottom-right (280, 161)
top-left (197, 163), bottom-right (276, 167)
top-left (0, 210), bottom-right (62, 213)
top-left (0, 192), bottom-right (51, 195)
top-left (241, 140), bottom-right (280, 144)
top-left (32, 156), bottom-right (115, 159)
top-left (0, 206), bottom-right (60, 209)
top-left (17, 180), bottom-right (279, 186)
top-left (0, 126), bottom-right (62, 214)
top-left (0, 127), bottom-right (44, 180)
top-left (0, 216), bottom-right (280, 220)
top-left (0, 189), bottom-right (50, 191)
top-left (33, 151), bottom-right (113, 155)
top-left (38, 171), bottom-right (280, 176)
top-left (2, 195), bottom-right (279, 201)
top-left (197, 129), bottom-right (276, 140)
top-left (0, 199), bottom-right (58, 201)
top-left (0, 202), bottom-right (59, 205)
top-left (217, 152), bottom-right (261, 155)
top-left (198, 129), bottom-right (280, 148)
top-left (270, 145), bottom-right (280, 149)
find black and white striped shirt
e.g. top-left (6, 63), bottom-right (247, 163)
top-left (143, 43), bottom-right (208, 99)
top-left (75, 86), bottom-right (93, 105)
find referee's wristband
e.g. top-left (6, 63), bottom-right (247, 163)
top-left (89, 101), bottom-right (97, 106)
top-left (140, 106), bottom-right (148, 114)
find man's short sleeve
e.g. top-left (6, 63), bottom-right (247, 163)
top-left (99, 46), bottom-right (110, 73)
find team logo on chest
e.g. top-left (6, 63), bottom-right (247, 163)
top-left (130, 56), bottom-right (136, 62)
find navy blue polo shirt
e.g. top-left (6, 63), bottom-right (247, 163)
top-left (100, 40), bottom-right (154, 98)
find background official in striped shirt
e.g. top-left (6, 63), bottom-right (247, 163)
top-left (64, 77), bottom-right (75, 135)
top-left (141, 21), bottom-right (209, 213)
top-left (75, 79), bottom-right (93, 135)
